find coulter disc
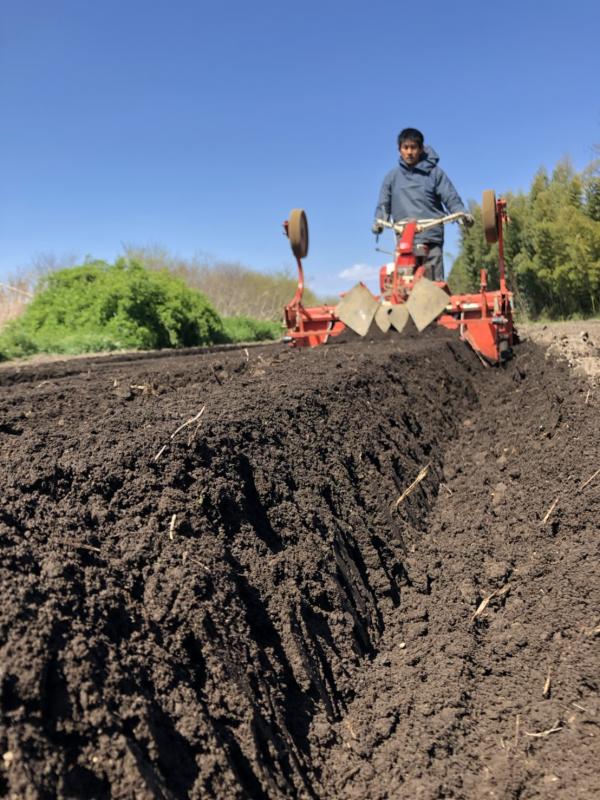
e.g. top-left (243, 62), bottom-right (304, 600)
top-left (482, 190), bottom-right (499, 244)
top-left (288, 209), bottom-right (309, 259)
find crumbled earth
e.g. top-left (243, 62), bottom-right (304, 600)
top-left (522, 320), bottom-right (600, 386)
top-left (0, 326), bottom-right (598, 799)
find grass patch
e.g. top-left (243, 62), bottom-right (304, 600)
top-left (222, 316), bottom-right (281, 343)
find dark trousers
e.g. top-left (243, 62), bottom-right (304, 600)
top-left (423, 245), bottom-right (444, 281)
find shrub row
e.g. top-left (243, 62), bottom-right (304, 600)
top-left (0, 260), bottom-right (282, 361)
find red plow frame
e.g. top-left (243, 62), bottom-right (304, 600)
top-left (282, 214), bottom-right (345, 348)
top-left (283, 192), bottom-right (517, 364)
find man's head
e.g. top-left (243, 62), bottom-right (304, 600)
top-left (397, 127), bottom-right (424, 166)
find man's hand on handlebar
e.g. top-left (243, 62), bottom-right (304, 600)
top-left (371, 221), bottom-right (384, 235)
top-left (459, 213), bottom-right (475, 228)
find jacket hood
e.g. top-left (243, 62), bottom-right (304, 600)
top-left (399, 144), bottom-right (440, 173)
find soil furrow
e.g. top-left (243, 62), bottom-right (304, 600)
top-left (321, 343), bottom-right (599, 799)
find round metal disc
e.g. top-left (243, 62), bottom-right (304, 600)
top-left (288, 209), bottom-right (309, 259)
top-left (482, 190), bottom-right (499, 244)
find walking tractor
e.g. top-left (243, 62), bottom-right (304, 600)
top-left (282, 191), bottom-right (517, 364)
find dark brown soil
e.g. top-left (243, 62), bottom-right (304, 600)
top-left (0, 328), bottom-right (598, 799)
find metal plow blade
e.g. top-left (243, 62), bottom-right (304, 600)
top-left (336, 284), bottom-right (378, 337)
top-left (374, 304), bottom-right (392, 332)
top-left (388, 304), bottom-right (410, 333)
top-left (405, 279), bottom-right (450, 332)
top-left (373, 303), bottom-right (410, 334)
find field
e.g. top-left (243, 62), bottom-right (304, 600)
top-left (0, 323), bottom-right (598, 798)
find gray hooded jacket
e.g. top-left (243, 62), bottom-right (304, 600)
top-left (374, 146), bottom-right (465, 245)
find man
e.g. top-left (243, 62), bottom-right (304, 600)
top-left (373, 128), bottom-right (472, 281)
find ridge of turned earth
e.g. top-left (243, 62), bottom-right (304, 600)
top-left (0, 327), bottom-right (598, 799)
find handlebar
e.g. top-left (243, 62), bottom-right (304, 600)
top-left (375, 211), bottom-right (468, 235)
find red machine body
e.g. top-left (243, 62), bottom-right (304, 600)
top-left (283, 196), bottom-right (517, 363)
top-left (282, 262), bottom-right (344, 348)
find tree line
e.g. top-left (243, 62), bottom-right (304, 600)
top-left (449, 155), bottom-right (600, 318)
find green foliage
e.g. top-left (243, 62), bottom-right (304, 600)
top-left (222, 316), bottom-right (281, 342)
top-left (0, 259), bottom-right (224, 360)
top-left (448, 156), bottom-right (600, 319)
top-left (583, 162), bottom-right (600, 222)
top-left (122, 245), bottom-right (323, 321)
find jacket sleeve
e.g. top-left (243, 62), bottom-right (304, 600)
top-left (374, 171), bottom-right (393, 221)
top-left (435, 168), bottom-right (466, 213)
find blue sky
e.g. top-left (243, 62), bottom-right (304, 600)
top-left (1, 0), bottom-right (599, 297)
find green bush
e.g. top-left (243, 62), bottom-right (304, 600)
top-left (222, 315), bottom-right (281, 343)
top-left (0, 259), bottom-right (225, 360)
top-left (122, 245), bottom-right (324, 322)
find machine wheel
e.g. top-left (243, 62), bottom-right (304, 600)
top-left (482, 190), bottom-right (498, 244)
top-left (288, 209), bottom-right (309, 259)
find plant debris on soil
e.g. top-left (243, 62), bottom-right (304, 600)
top-left (0, 325), bottom-right (598, 799)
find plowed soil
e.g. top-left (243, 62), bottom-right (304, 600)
top-left (0, 328), bottom-right (598, 799)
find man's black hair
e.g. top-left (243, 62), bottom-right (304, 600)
top-left (397, 128), bottom-right (424, 148)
